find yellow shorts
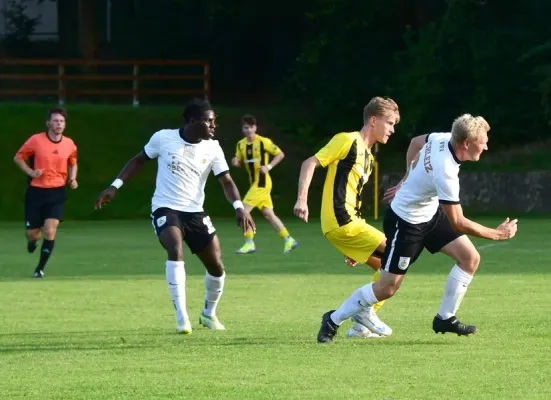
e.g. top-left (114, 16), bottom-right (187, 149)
top-left (243, 187), bottom-right (273, 210)
top-left (324, 219), bottom-right (385, 264)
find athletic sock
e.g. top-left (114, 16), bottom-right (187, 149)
top-left (203, 272), bottom-right (225, 317)
top-left (36, 239), bottom-right (54, 271)
top-left (331, 283), bottom-right (379, 325)
top-left (165, 260), bottom-right (188, 323)
top-left (437, 265), bottom-right (473, 319)
top-left (244, 230), bottom-right (255, 244)
top-left (278, 227), bottom-right (290, 241)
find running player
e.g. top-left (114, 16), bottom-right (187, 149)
top-left (14, 107), bottom-right (78, 278)
top-left (232, 114), bottom-right (298, 254)
top-left (317, 114), bottom-right (517, 343)
top-left (294, 97), bottom-right (399, 340)
top-left (95, 99), bottom-right (255, 334)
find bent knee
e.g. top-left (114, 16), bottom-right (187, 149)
top-left (42, 228), bottom-right (57, 240)
top-left (457, 250), bottom-right (480, 273)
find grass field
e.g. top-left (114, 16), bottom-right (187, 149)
top-left (1, 217), bottom-right (550, 399)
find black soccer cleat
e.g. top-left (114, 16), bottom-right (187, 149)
top-left (433, 315), bottom-right (478, 336)
top-left (27, 241), bottom-right (38, 253)
top-left (317, 310), bottom-right (339, 343)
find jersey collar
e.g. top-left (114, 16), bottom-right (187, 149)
top-left (448, 142), bottom-right (462, 165)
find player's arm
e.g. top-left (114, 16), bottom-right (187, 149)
top-left (13, 136), bottom-right (41, 177)
top-left (95, 131), bottom-right (160, 209)
top-left (213, 143), bottom-right (255, 233)
top-left (231, 143), bottom-right (242, 168)
top-left (260, 138), bottom-right (284, 174)
top-left (294, 133), bottom-right (350, 222)
top-left (436, 169), bottom-right (517, 240)
top-left (383, 134), bottom-right (427, 203)
top-left (441, 203), bottom-right (517, 241)
top-left (67, 145), bottom-right (78, 189)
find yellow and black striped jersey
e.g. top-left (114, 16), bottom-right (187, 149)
top-left (315, 131), bottom-right (374, 234)
top-left (235, 134), bottom-right (281, 189)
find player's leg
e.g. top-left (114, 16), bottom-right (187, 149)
top-left (194, 236), bottom-right (226, 330)
top-left (236, 189), bottom-right (257, 254)
top-left (425, 211), bottom-right (479, 335)
top-left (33, 190), bottom-right (65, 277)
top-left (184, 213), bottom-right (226, 330)
top-left (260, 205), bottom-right (298, 254)
top-left (153, 209), bottom-right (191, 334)
top-left (24, 187), bottom-right (42, 257)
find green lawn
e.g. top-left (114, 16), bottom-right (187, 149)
top-left (0, 218), bottom-right (550, 399)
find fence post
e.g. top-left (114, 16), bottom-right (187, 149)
top-left (58, 64), bottom-right (65, 105)
top-left (132, 64), bottom-right (140, 107)
top-left (204, 62), bottom-right (210, 100)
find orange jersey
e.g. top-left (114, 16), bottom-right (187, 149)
top-left (16, 132), bottom-right (77, 188)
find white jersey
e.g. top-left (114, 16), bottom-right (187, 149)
top-left (143, 129), bottom-right (229, 213)
top-left (391, 132), bottom-right (461, 224)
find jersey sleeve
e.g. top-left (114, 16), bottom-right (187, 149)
top-left (434, 169), bottom-right (460, 204)
top-left (212, 141), bottom-right (230, 177)
top-left (68, 143), bottom-right (77, 166)
top-left (314, 133), bottom-right (351, 167)
top-left (143, 131), bottom-right (162, 159)
top-left (15, 135), bottom-right (36, 161)
top-left (235, 142), bottom-right (243, 161)
top-left (426, 132), bottom-right (452, 143)
top-left (262, 137), bottom-right (282, 156)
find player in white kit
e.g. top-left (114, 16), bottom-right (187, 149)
top-left (95, 99), bottom-right (255, 334)
top-left (317, 114), bottom-right (518, 343)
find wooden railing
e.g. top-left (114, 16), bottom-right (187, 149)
top-left (0, 59), bottom-right (211, 105)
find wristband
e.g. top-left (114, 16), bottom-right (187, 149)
top-left (233, 200), bottom-right (244, 210)
top-left (266, 164), bottom-right (273, 171)
top-left (111, 178), bottom-right (123, 189)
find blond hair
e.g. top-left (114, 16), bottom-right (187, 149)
top-left (451, 114), bottom-right (490, 146)
top-left (363, 96), bottom-right (400, 124)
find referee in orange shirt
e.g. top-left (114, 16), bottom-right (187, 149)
top-left (13, 108), bottom-right (78, 278)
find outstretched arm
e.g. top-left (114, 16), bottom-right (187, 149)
top-left (441, 203), bottom-right (517, 241)
top-left (294, 156), bottom-right (321, 222)
top-left (94, 151), bottom-right (151, 209)
top-left (218, 172), bottom-right (255, 233)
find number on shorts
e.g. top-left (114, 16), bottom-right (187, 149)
top-left (203, 216), bottom-right (215, 234)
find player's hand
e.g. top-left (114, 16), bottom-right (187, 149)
top-left (345, 256), bottom-right (359, 267)
top-left (236, 208), bottom-right (256, 234)
top-left (259, 166), bottom-right (270, 175)
top-left (294, 199), bottom-right (309, 222)
top-left (383, 183), bottom-right (402, 203)
top-left (495, 217), bottom-right (518, 240)
top-left (30, 169), bottom-right (42, 178)
top-left (95, 187), bottom-right (117, 210)
top-left (231, 157), bottom-right (240, 167)
top-left (69, 179), bottom-right (78, 189)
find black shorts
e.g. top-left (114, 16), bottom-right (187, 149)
top-left (24, 186), bottom-right (66, 229)
top-left (381, 206), bottom-right (462, 275)
top-left (151, 208), bottom-right (216, 254)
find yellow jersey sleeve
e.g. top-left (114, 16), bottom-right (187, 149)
top-left (261, 137), bottom-right (282, 156)
top-left (235, 141), bottom-right (244, 161)
top-left (314, 133), bottom-right (352, 167)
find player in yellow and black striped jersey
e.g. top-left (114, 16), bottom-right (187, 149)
top-left (294, 97), bottom-right (400, 341)
top-left (231, 114), bottom-right (298, 254)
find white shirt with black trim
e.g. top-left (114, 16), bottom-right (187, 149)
top-left (143, 129), bottom-right (229, 213)
top-left (391, 132), bottom-right (462, 224)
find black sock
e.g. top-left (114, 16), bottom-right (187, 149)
top-left (36, 239), bottom-right (55, 271)
top-left (27, 240), bottom-right (38, 253)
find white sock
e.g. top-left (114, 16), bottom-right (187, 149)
top-left (437, 265), bottom-right (473, 320)
top-left (203, 272), bottom-right (225, 317)
top-left (166, 260), bottom-right (188, 323)
top-left (331, 283), bottom-right (379, 325)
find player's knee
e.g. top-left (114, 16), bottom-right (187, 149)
top-left (261, 208), bottom-right (274, 220)
top-left (42, 227), bottom-right (57, 240)
top-left (373, 277), bottom-right (402, 300)
top-left (26, 229), bottom-right (41, 242)
top-left (458, 250), bottom-right (480, 274)
top-left (205, 259), bottom-right (225, 277)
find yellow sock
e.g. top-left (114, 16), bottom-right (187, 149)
top-left (371, 269), bottom-right (386, 312)
top-left (278, 227), bottom-right (290, 240)
top-left (244, 230), bottom-right (255, 241)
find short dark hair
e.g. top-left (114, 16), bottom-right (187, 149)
top-left (47, 107), bottom-right (67, 121)
top-left (242, 114), bottom-right (257, 126)
top-left (182, 99), bottom-right (213, 123)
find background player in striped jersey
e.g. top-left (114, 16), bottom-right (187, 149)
top-left (294, 97), bottom-right (399, 341)
top-left (14, 107), bottom-right (78, 278)
top-left (231, 114), bottom-right (298, 254)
